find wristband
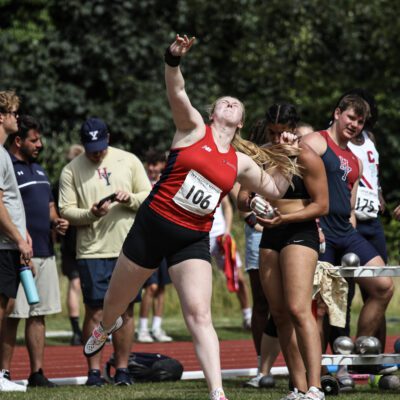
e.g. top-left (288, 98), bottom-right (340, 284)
top-left (244, 213), bottom-right (257, 228)
top-left (164, 46), bottom-right (181, 67)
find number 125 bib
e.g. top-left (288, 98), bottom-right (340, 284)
top-left (173, 170), bottom-right (222, 216)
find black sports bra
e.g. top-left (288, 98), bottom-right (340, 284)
top-left (282, 175), bottom-right (310, 199)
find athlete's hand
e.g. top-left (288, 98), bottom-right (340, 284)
top-left (169, 34), bottom-right (196, 57)
top-left (280, 131), bottom-right (299, 147)
top-left (249, 195), bottom-right (275, 218)
top-left (256, 209), bottom-right (283, 228)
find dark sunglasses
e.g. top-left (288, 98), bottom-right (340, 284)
top-left (0, 110), bottom-right (18, 118)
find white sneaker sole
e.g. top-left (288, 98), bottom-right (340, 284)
top-left (84, 317), bottom-right (123, 357)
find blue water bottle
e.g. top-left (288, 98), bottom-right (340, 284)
top-left (19, 265), bottom-right (40, 305)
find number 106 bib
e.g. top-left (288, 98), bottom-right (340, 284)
top-left (173, 170), bottom-right (222, 216)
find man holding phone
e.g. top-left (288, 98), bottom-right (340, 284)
top-left (58, 117), bottom-right (151, 386)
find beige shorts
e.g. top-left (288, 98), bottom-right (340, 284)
top-left (9, 256), bottom-right (62, 318)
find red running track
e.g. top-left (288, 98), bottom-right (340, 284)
top-left (10, 337), bottom-right (398, 380)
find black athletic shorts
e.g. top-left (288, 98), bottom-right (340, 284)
top-left (61, 251), bottom-right (80, 280)
top-left (122, 203), bottom-right (211, 269)
top-left (0, 249), bottom-right (21, 299)
top-left (264, 315), bottom-right (278, 338)
top-left (259, 220), bottom-right (319, 253)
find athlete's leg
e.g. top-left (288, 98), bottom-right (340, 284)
top-left (280, 245), bottom-right (321, 389)
top-left (112, 303), bottom-right (134, 369)
top-left (259, 248), bottom-right (307, 392)
top-left (259, 332), bottom-right (281, 376)
top-left (248, 269), bottom-right (268, 355)
top-left (169, 259), bottom-right (222, 392)
top-left (355, 256), bottom-right (393, 337)
top-left (102, 252), bottom-right (154, 330)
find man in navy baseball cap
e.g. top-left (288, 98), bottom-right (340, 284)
top-left (80, 117), bottom-right (109, 153)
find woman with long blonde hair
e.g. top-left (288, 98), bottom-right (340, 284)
top-left (239, 103), bottom-right (329, 400)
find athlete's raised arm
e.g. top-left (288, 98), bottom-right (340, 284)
top-left (165, 34), bottom-right (205, 142)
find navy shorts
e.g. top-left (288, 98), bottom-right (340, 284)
top-left (0, 250), bottom-right (21, 299)
top-left (78, 258), bottom-right (141, 308)
top-left (259, 220), bottom-right (319, 253)
top-left (356, 218), bottom-right (387, 263)
top-left (144, 259), bottom-right (171, 288)
top-left (122, 203), bottom-right (211, 269)
top-left (319, 228), bottom-right (380, 266)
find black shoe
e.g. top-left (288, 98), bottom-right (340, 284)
top-left (70, 332), bottom-right (83, 346)
top-left (28, 369), bottom-right (57, 387)
top-left (114, 368), bottom-right (132, 386)
top-left (85, 369), bottom-right (106, 387)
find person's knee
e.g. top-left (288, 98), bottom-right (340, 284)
top-left (286, 302), bottom-right (309, 326)
top-left (145, 284), bottom-right (158, 297)
top-left (70, 278), bottom-right (81, 291)
top-left (380, 281), bottom-right (394, 304)
top-left (28, 315), bottom-right (45, 327)
top-left (364, 279), bottom-right (394, 303)
top-left (185, 306), bottom-right (212, 328)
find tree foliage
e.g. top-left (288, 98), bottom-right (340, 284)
top-left (1, 0), bottom-right (400, 204)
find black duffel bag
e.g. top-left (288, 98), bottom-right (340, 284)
top-left (104, 352), bottom-right (184, 383)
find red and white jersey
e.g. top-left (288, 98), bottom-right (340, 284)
top-left (348, 130), bottom-right (380, 220)
top-left (146, 125), bottom-right (238, 231)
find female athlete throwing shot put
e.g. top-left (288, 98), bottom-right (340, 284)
top-left (84, 35), bottom-right (298, 400)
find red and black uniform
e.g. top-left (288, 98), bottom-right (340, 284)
top-left (123, 125), bottom-right (238, 268)
top-left (147, 125), bottom-right (237, 231)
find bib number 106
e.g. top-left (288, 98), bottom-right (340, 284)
top-left (172, 169), bottom-right (221, 216)
top-left (185, 186), bottom-right (211, 210)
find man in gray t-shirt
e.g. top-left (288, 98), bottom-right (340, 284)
top-left (0, 91), bottom-right (32, 353)
top-left (0, 145), bottom-right (27, 249)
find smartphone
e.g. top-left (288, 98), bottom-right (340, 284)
top-left (97, 193), bottom-right (117, 208)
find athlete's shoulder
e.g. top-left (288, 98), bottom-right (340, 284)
top-left (298, 141), bottom-right (321, 163)
top-left (300, 131), bottom-right (327, 156)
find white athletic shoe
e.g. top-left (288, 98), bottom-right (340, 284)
top-left (279, 388), bottom-right (305, 400)
top-left (242, 317), bottom-right (252, 330)
top-left (84, 316), bottom-right (123, 357)
top-left (152, 328), bottom-right (173, 342)
top-left (210, 387), bottom-right (229, 400)
top-left (244, 373), bottom-right (263, 388)
top-left (136, 330), bottom-right (155, 343)
top-left (0, 371), bottom-right (26, 392)
top-left (303, 386), bottom-right (325, 400)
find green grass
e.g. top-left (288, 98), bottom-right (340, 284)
top-left (1, 378), bottom-right (399, 399)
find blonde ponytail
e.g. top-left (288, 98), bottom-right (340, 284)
top-left (231, 134), bottom-right (301, 179)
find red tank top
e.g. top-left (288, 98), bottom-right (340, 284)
top-left (147, 125), bottom-right (238, 231)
